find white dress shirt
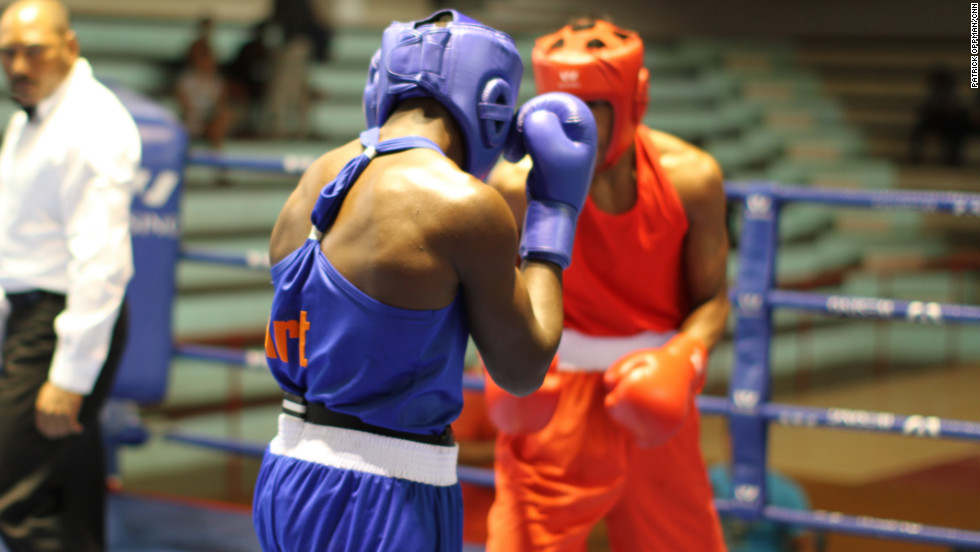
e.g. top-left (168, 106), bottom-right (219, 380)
top-left (0, 58), bottom-right (142, 394)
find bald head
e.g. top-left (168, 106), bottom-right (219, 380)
top-left (1, 0), bottom-right (71, 34)
top-left (0, 0), bottom-right (77, 107)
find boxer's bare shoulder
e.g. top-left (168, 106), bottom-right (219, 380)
top-left (267, 139), bottom-right (365, 264)
top-left (647, 128), bottom-right (724, 214)
top-left (337, 150), bottom-right (519, 263)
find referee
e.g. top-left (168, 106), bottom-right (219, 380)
top-left (0, 1), bottom-right (141, 550)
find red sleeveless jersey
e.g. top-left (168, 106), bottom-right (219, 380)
top-left (563, 126), bottom-right (690, 336)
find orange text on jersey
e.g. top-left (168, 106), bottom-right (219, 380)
top-left (265, 311), bottom-right (311, 367)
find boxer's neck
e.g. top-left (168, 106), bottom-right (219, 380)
top-left (380, 99), bottom-right (462, 169)
top-left (588, 146), bottom-right (636, 215)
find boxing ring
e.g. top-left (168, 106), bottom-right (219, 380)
top-left (114, 148), bottom-right (980, 550)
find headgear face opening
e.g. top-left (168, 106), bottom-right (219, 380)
top-left (364, 10), bottom-right (524, 180)
top-left (532, 20), bottom-right (648, 170)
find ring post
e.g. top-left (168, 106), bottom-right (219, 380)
top-left (730, 182), bottom-right (780, 522)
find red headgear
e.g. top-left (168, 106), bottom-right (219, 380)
top-left (532, 20), bottom-right (648, 170)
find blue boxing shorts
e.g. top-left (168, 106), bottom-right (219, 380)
top-left (253, 414), bottom-right (463, 551)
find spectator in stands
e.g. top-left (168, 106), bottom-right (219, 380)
top-left (264, 0), bottom-right (333, 139)
top-left (709, 423), bottom-right (818, 552)
top-left (176, 32), bottom-right (234, 149)
top-left (908, 65), bottom-right (967, 166)
top-left (224, 20), bottom-right (273, 137)
top-left (0, 1), bottom-right (141, 550)
top-left (184, 16), bottom-right (214, 70)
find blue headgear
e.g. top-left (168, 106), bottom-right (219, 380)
top-left (363, 49), bottom-right (382, 129)
top-left (363, 10), bottom-right (524, 179)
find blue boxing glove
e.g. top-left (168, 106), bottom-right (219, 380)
top-left (505, 92), bottom-right (597, 269)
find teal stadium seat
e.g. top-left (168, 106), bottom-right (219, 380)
top-left (311, 102), bottom-right (372, 141)
top-left (647, 70), bottom-right (739, 110)
top-left (309, 66), bottom-right (368, 102)
top-left (0, 102), bottom-right (18, 126)
top-left (728, 203), bottom-right (838, 244)
top-left (182, 188), bottom-right (290, 236)
top-left (173, 287), bottom-right (272, 340)
top-left (766, 158), bottom-right (897, 188)
top-left (72, 18), bottom-right (250, 63)
top-left (645, 99), bottom-right (758, 143)
top-left (727, 232), bottom-right (863, 287)
top-left (94, 61), bottom-right (172, 96)
top-left (329, 29), bottom-right (389, 67)
top-left (758, 99), bottom-right (845, 135)
top-left (737, 72), bottom-right (824, 104)
top-left (705, 126), bottom-right (784, 174)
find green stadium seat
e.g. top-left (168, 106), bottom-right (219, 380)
top-left (759, 100), bottom-right (845, 134)
top-left (182, 188), bottom-right (290, 236)
top-left (706, 126), bottom-right (785, 173)
top-left (647, 71), bottom-right (738, 109)
top-left (644, 46), bottom-right (702, 77)
top-left (173, 288), bottom-right (272, 339)
top-left (0, 101), bottom-right (19, 125)
top-left (311, 102), bottom-right (371, 140)
top-left (157, 364), bottom-right (279, 410)
top-left (728, 235), bottom-right (863, 286)
top-left (330, 29), bottom-right (386, 66)
top-left (736, 72), bottom-right (824, 103)
top-left (309, 66), bottom-right (368, 101)
top-left (777, 205), bottom-right (838, 242)
top-left (646, 98), bottom-right (759, 142)
top-left (766, 158), bottom-right (897, 189)
top-left (74, 19), bottom-right (250, 63)
top-left (94, 61), bottom-right (172, 96)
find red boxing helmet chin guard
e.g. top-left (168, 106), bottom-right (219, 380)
top-left (532, 20), bottom-right (648, 170)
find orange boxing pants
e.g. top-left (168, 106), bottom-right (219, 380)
top-left (487, 371), bottom-right (726, 552)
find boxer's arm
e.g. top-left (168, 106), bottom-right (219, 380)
top-left (486, 156), bottom-right (531, 230)
top-left (673, 144), bottom-right (730, 349)
top-left (269, 155), bottom-right (328, 265)
top-left (453, 183), bottom-right (563, 397)
top-left (467, 94), bottom-right (595, 396)
top-left (269, 140), bottom-right (361, 265)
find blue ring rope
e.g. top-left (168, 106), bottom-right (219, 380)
top-left (169, 153), bottom-right (980, 548)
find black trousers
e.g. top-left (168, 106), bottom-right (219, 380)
top-left (0, 291), bottom-right (128, 552)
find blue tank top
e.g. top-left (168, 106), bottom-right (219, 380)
top-left (265, 129), bottom-right (469, 436)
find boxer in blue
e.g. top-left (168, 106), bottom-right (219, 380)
top-left (252, 10), bottom-right (598, 552)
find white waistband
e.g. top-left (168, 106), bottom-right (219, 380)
top-left (556, 329), bottom-right (675, 372)
top-left (269, 414), bottom-right (459, 486)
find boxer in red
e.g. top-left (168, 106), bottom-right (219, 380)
top-left (485, 18), bottom-right (731, 551)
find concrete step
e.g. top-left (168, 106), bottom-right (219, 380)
top-left (897, 165), bottom-right (980, 192)
top-left (868, 135), bottom-right (980, 166)
top-left (796, 50), bottom-right (963, 73)
top-left (476, 0), bottom-right (594, 33)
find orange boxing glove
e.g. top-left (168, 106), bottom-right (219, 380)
top-left (484, 355), bottom-right (562, 435)
top-left (603, 333), bottom-right (707, 448)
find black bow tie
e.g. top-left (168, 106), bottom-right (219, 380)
top-left (22, 106), bottom-right (36, 121)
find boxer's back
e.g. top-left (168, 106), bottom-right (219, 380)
top-left (270, 137), bottom-right (504, 312)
